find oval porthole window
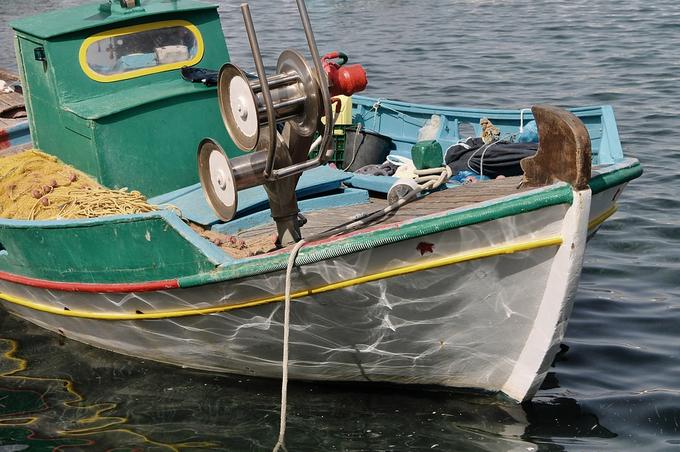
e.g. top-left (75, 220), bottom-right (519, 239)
top-left (79, 20), bottom-right (204, 82)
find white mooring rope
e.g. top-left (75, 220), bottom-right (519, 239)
top-left (273, 239), bottom-right (306, 452)
top-left (272, 165), bottom-right (452, 450)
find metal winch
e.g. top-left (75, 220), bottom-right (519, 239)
top-left (198, 0), bottom-right (367, 247)
top-left (218, 50), bottom-right (320, 153)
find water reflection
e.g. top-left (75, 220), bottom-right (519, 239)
top-left (524, 396), bottom-right (616, 443)
top-left (0, 313), bottom-right (615, 451)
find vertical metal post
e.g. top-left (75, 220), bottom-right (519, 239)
top-left (294, 0), bottom-right (334, 164)
top-left (240, 3), bottom-right (277, 178)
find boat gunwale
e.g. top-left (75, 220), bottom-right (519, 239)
top-left (0, 200), bottom-right (621, 319)
top-left (0, 158), bottom-right (641, 292)
top-left (352, 95), bottom-right (614, 119)
top-left (351, 97), bottom-right (625, 165)
top-left (181, 158), bottom-right (640, 288)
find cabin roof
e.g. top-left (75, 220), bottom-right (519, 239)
top-left (10, 0), bottom-right (219, 40)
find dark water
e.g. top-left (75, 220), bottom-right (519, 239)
top-left (0, 0), bottom-right (678, 450)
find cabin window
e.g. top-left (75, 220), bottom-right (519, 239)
top-left (79, 20), bottom-right (204, 82)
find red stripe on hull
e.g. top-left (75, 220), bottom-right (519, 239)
top-left (0, 129), bottom-right (9, 150)
top-left (0, 270), bottom-right (179, 293)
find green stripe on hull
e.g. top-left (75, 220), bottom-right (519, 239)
top-left (589, 162), bottom-right (643, 194)
top-left (180, 161), bottom-right (642, 288)
top-left (179, 184), bottom-right (575, 288)
top-left (0, 161), bottom-right (641, 286)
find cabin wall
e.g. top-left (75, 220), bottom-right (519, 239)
top-left (13, 8), bottom-right (240, 197)
top-left (93, 88), bottom-right (231, 196)
top-left (14, 35), bottom-right (102, 176)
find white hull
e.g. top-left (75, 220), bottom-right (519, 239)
top-left (0, 186), bottom-right (600, 401)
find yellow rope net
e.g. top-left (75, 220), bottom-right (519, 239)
top-left (0, 149), bottom-right (156, 220)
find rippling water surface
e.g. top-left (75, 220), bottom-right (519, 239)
top-left (0, 0), bottom-right (678, 450)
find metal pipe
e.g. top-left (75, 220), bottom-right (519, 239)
top-left (240, 3), bottom-right (277, 178)
top-left (257, 96), bottom-right (307, 115)
top-left (272, 158), bottom-right (321, 179)
top-left (231, 151), bottom-right (268, 190)
top-left (250, 72), bottom-right (300, 92)
top-left (294, 0), bottom-right (334, 166)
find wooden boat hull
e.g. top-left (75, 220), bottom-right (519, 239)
top-left (0, 72), bottom-right (641, 401)
top-left (0, 175), bottom-right (630, 402)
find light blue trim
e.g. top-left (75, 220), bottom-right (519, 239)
top-left (148, 183), bottom-right (201, 205)
top-left (150, 165), bottom-right (354, 226)
top-left (346, 174), bottom-right (397, 194)
top-left (352, 96), bottom-right (618, 165)
top-left (212, 188), bottom-right (369, 236)
top-left (598, 105), bottom-right (624, 163)
top-left (352, 95), bottom-right (608, 120)
top-left (6, 121), bottom-right (30, 146)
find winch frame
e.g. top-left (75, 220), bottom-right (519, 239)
top-left (240, 0), bottom-right (335, 181)
top-left (199, 0), bottom-right (363, 247)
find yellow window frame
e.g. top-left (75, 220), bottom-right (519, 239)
top-left (79, 19), bottom-right (205, 83)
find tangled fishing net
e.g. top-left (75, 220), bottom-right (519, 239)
top-left (0, 149), bottom-right (156, 220)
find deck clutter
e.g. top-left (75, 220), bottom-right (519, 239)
top-left (0, 3), bottom-right (642, 445)
top-left (0, 70), bottom-right (28, 152)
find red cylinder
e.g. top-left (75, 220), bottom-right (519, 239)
top-left (322, 52), bottom-right (368, 97)
top-left (331, 64), bottom-right (368, 97)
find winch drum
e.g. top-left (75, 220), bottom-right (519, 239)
top-left (216, 49), bottom-right (320, 153)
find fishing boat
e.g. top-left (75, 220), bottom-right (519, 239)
top-left (0, 0), bottom-right (641, 404)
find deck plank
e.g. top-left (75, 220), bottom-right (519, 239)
top-left (236, 176), bottom-right (529, 247)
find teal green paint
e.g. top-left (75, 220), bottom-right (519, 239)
top-left (62, 78), bottom-right (217, 120)
top-left (10, 0), bottom-right (220, 39)
top-left (46, 10), bottom-right (228, 103)
top-left (0, 163), bottom-right (641, 286)
top-left (12, 1), bottom-right (241, 197)
top-left (93, 88), bottom-right (230, 195)
top-left (0, 214), bottom-right (219, 283)
top-left (179, 184), bottom-right (575, 288)
top-left (589, 162), bottom-right (643, 194)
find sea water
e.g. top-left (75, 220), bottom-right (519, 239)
top-left (0, 0), bottom-right (678, 449)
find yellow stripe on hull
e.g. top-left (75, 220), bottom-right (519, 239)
top-left (588, 203), bottom-right (618, 230)
top-left (0, 236), bottom-right (563, 321)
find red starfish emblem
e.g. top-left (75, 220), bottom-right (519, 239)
top-left (416, 242), bottom-right (434, 255)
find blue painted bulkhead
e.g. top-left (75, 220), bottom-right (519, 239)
top-left (351, 95), bottom-right (623, 165)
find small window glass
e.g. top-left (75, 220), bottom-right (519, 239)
top-left (80, 20), bottom-right (204, 82)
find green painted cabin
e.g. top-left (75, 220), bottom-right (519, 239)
top-left (11, 0), bottom-right (239, 197)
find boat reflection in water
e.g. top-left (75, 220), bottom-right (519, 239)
top-left (0, 314), bottom-right (615, 450)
